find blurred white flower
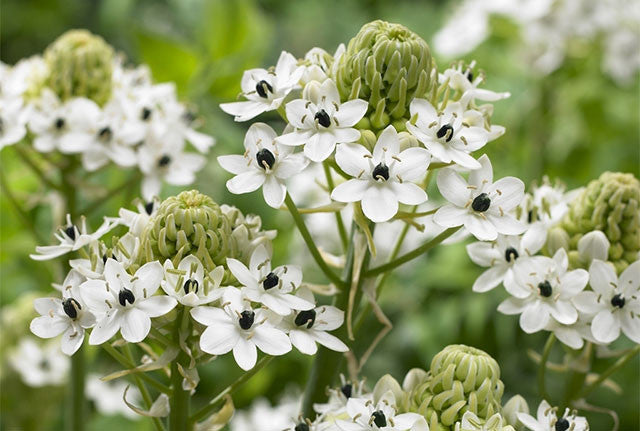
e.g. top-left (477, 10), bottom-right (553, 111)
top-left (86, 373), bottom-right (141, 419)
top-left (9, 338), bottom-right (69, 387)
top-left (231, 396), bottom-right (300, 431)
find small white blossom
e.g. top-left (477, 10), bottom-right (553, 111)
top-left (161, 255), bottom-right (225, 307)
top-left (336, 391), bottom-right (427, 431)
top-left (441, 62), bottom-right (510, 106)
top-left (0, 95), bottom-right (27, 148)
top-left (86, 373), bottom-right (141, 419)
top-left (517, 400), bottom-right (589, 431)
top-left (8, 338), bottom-right (69, 387)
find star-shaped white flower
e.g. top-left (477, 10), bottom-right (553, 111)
top-left (227, 245), bottom-right (313, 315)
top-left (30, 270), bottom-right (95, 355)
top-left (331, 125), bottom-right (430, 223)
top-left (336, 391), bottom-right (427, 431)
top-left (573, 259), bottom-right (640, 344)
top-left (434, 154), bottom-right (525, 241)
top-left (81, 259), bottom-right (177, 344)
top-left (441, 62), bottom-right (510, 108)
top-left (218, 122), bottom-right (309, 208)
top-left (517, 400), bottom-right (588, 431)
top-left (220, 51), bottom-right (303, 122)
top-left (406, 99), bottom-right (490, 169)
top-left (161, 255), bottom-right (225, 307)
top-left (8, 338), bottom-right (69, 387)
top-left (117, 197), bottom-right (159, 238)
top-left (276, 79), bottom-right (368, 162)
top-left (190, 288), bottom-right (292, 371)
top-left (497, 249), bottom-right (589, 333)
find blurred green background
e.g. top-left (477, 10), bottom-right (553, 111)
top-left (1, 0), bottom-right (638, 430)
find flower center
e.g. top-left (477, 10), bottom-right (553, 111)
top-left (314, 109), bottom-right (331, 127)
top-left (294, 309), bottom-right (316, 329)
top-left (295, 423), bottom-right (309, 431)
top-left (505, 247), bottom-right (519, 263)
top-left (263, 272), bottom-right (279, 290)
top-left (183, 279), bottom-right (199, 295)
top-left (239, 310), bottom-right (255, 330)
top-left (472, 193), bottom-right (491, 212)
top-left (371, 410), bottom-right (387, 428)
top-left (465, 70), bottom-right (474, 82)
top-left (436, 124), bottom-right (454, 142)
top-left (341, 383), bottom-right (353, 398)
top-left (118, 288), bottom-right (135, 306)
top-left (62, 297), bottom-right (82, 319)
top-left (55, 117), bottom-right (65, 130)
top-left (98, 126), bottom-right (112, 142)
top-left (158, 154), bottom-right (171, 167)
top-left (65, 225), bottom-right (77, 240)
top-left (372, 163), bottom-right (390, 181)
top-left (611, 293), bottom-right (625, 309)
top-left (255, 80), bottom-right (273, 98)
top-left (145, 201), bottom-right (154, 215)
top-left (141, 107), bottom-right (152, 121)
top-left (555, 418), bottom-right (570, 431)
top-left (256, 148), bottom-right (276, 170)
top-left (39, 358), bottom-right (51, 371)
top-left (538, 280), bottom-right (553, 297)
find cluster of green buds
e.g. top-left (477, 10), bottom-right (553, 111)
top-left (333, 20), bottom-right (436, 132)
top-left (556, 172), bottom-right (640, 273)
top-left (44, 29), bottom-right (115, 106)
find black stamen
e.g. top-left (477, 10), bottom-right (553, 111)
top-left (471, 193), bottom-right (491, 212)
top-left (372, 163), bottom-right (389, 181)
top-left (55, 118), bottom-right (65, 130)
top-left (295, 423), bottom-right (309, 431)
top-left (255, 80), bottom-right (273, 98)
top-left (118, 288), bottom-right (135, 306)
top-left (62, 298), bottom-right (82, 319)
top-left (98, 126), bottom-right (112, 141)
top-left (505, 247), bottom-right (519, 263)
top-left (141, 107), bottom-right (152, 121)
top-left (239, 310), bottom-right (255, 330)
top-left (465, 70), bottom-right (474, 82)
top-left (65, 225), bottom-right (77, 240)
top-left (436, 124), bottom-right (454, 142)
top-left (611, 294), bottom-right (625, 308)
top-left (182, 111), bottom-right (197, 124)
top-left (371, 410), bottom-right (387, 428)
top-left (555, 418), bottom-right (570, 431)
top-left (183, 279), bottom-right (199, 295)
top-left (341, 383), bottom-right (353, 398)
top-left (527, 209), bottom-right (534, 224)
top-left (256, 148), bottom-right (276, 170)
top-left (144, 201), bottom-right (154, 215)
top-left (158, 155), bottom-right (171, 167)
top-left (294, 309), bottom-right (316, 329)
top-left (538, 280), bottom-right (553, 297)
top-left (263, 272), bottom-right (279, 290)
top-left (102, 254), bottom-right (108, 264)
top-left (39, 359), bottom-right (51, 371)
top-left (314, 109), bottom-right (331, 127)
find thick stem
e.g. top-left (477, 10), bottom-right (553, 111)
top-left (322, 162), bottom-right (348, 251)
top-left (70, 344), bottom-right (85, 431)
top-left (538, 333), bottom-right (555, 403)
top-left (169, 307), bottom-right (191, 431)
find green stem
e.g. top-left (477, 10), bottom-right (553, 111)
top-left (79, 172), bottom-right (142, 215)
top-left (538, 333), bottom-right (555, 403)
top-left (284, 193), bottom-right (344, 287)
top-left (578, 345), bottom-right (640, 399)
top-left (189, 356), bottom-right (274, 424)
top-left (322, 162), bottom-right (348, 251)
top-left (169, 307), bottom-right (191, 431)
top-left (14, 144), bottom-right (62, 191)
top-left (364, 227), bottom-right (460, 277)
top-left (0, 166), bottom-right (45, 243)
top-left (101, 343), bottom-right (171, 394)
top-left (123, 345), bottom-right (165, 431)
top-left (70, 344), bottom-right (85, 431)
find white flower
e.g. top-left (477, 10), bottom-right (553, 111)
top-left (220, 51), bottom-right (304, 121)
top-left (276, 79), bottom-right (368, 162)
top-left (466, 231), bottom-right (545, 294)
top-left (544, 315), bottom-right (596, 350)
top-left (218, 123), bottom-right (309, 208)
top-left (86, 373), bottom-right (141, 419)
top-left (434, 155), bottom-right (525, 241)
top-left (576, 230), bottom-right (610, 265)
top-left (30, 270), bottom-right (95, 355)
top-left (227, 245), bottom-right (313, 315)
top-left (433, 3), bottom-right (489, 57)
top-left (441, 62), bottom-right (510, 106)
top-left (336, 392), bottom-right (427, 431)
top-left (231, 396), bottom-right (300, 431)
top-left (26, 89), bottom-right (75, 153)
top-left (406, 99), bottom-right (490, 169)
top-left (8, 338), bottom-right (69, 387)
top-left (0, 95), bottom-right (27, 149)
top-left (573, 260), bottom-right (640, 344)
top-left (30, 214), bottom-right (117, 261)
top-left (497, 249), bottom-right (589, 333)
top-left (300, 47), bottom-right (333, 85)
top-left (161, 255), bottom-right (226, 307)
top-left (331, 125), bottom-right (430, 223)
top-left (81, 259), bottom-right (177, 344)
top-left (517, 400), bottom-right (588, 431)
top-left (117, 198), bottom-right (159, 238)
top-left (190, 288), bottom-right (292, 370)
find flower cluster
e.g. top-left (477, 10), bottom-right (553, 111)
top-left (467, 172), bottom-right (640, 349)
top-left (0, 30), bottom-right (214, 199)
top-left (219, 20), bottom-right (515, 225)
top-left (29, 190), bottom-right (348, 375)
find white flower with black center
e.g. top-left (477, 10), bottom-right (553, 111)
top-left (30, 214), bottom-right (117, 261)
top-left (517, 400), bottom-right (589, 431)
top-left (331, 125), bottom-right (430, 223)
top-left (497, 249), bottom-right (589, 333)
top-left (573, 260), bottom-right (640, 344)
top-left (466, 231), bottom-right (545, 294)
top-left (276, 79), bottom-right (368, 162)
top-left (218, 122), bottom-right (309, 209)
top-left (8, 338), bottom-right (69, 387)
top-left (227, 245), bottom-right (314, 316)
top-left (190, 288), bottom-right (292, 371)
top-left (336, 391), bottom-right (427, 431)
top-left (81, 259), bottom-right (177, 344)
top-left (30, 270), bottom-right (95, 355)
top-left (406, 99), bottom-right (490, 170)
top-left (161, 255), bottom-right (225, 307)
top-left (434, 154), bottom-right (525, 241)
top-left (220, 51), bottom-right (304, 122)
top-left (280, 287), bottom-right (348, 355)
top-left (441, 62), bottom-right (510, 107)
top-left (314, 377), bottom-right (370, 418)
top-left (117, 197), bottom-right (160, 238)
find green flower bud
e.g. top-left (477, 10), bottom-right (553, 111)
top-left (140, 190), bottom-right (233, 274)
top-left (44, 29), bottom-right (114, 105)
top-left (334, 20), bottom-right (435, 131)
top-left (455, 412), bottom-right (515, 431)
top-left (560, 172), bottom-right (640, 273)
top-left (409, 345), bottom-right (504, 430)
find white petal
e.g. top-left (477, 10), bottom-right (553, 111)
top-left (572, 291), bottom-right (602, 314)
top-left (520, 302), bottom-right (549, 333)
top-left (334, 99), bottom-right (368, 127)
top-left (619, 260), bottom-right (640, 296)
top-left (361, 185), bottom-right (398, 223)
top-left (262, 175), bottom-right (286, 208)
top-left (303, 132), bottom-right (336, 162)
top-left (137, 296), bottom-right (177, 318)
top-left (30, 315), bottom-right (68, 338)
top-left (548, 300), bottom-right (578, 325)
top-left (290, 330), bottom-right (318, 355)
top-left (220, 101), bottom-right (267, 122)
top-left (61, 326), bottom-right (85, 355)
top-left (620, 312), bottom-right (640, 343)
top-left (335, 143), bottom-right (371, 177)
top-left (253, 326), bottom-right (292, 355)
top-left (227, 171), bottom-right (266, 194)
top-left (434, 204), bottom-right (468, 228)
top-left (121, 308), bottom-right (151, 343)
top-left (559, 269), bottom-right (589, 297)
top-left (227, 258), bottom-right (257, 287)
top-left (218, 155), bottom-right (251, 175)
top-left (437, 169), bottom-right (469, 206)
top-left (588, 260), bottom-right (617, 296)
top-left (394, 147), bottom-right (430, 182)
top-left (591, 310), bottom-right (620, 343)
top-left (133, 261), bottom-right (164, 297)
top-left (489, 177), bottom-right (525, 210)
top-left (331, 179), bottom-right (369, 203)
top-left (468, 154), bottom-right (493, 186)
top-left (373, 126), bottom-right (399, 160)
top-left (472, 266), bottom-right (507, 292)
top-left (466, 241), bottom-right (501, 267)
top-left (89, 312), bottom-right (122, 345)
top-left (274, 153), bottom-right (308, 179)
top-left (577, 230), bottom-right (610, 263)
top-left (312, 330), bottom-right (349, 352)
top-left (233, 338), bottom-right (258, 370)
top-left (390, 182), bottom-right (428, 205)
top-left (200, 324), bottom-right (239, 355)
top-left (465, 215), bottom-right (498, 241)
